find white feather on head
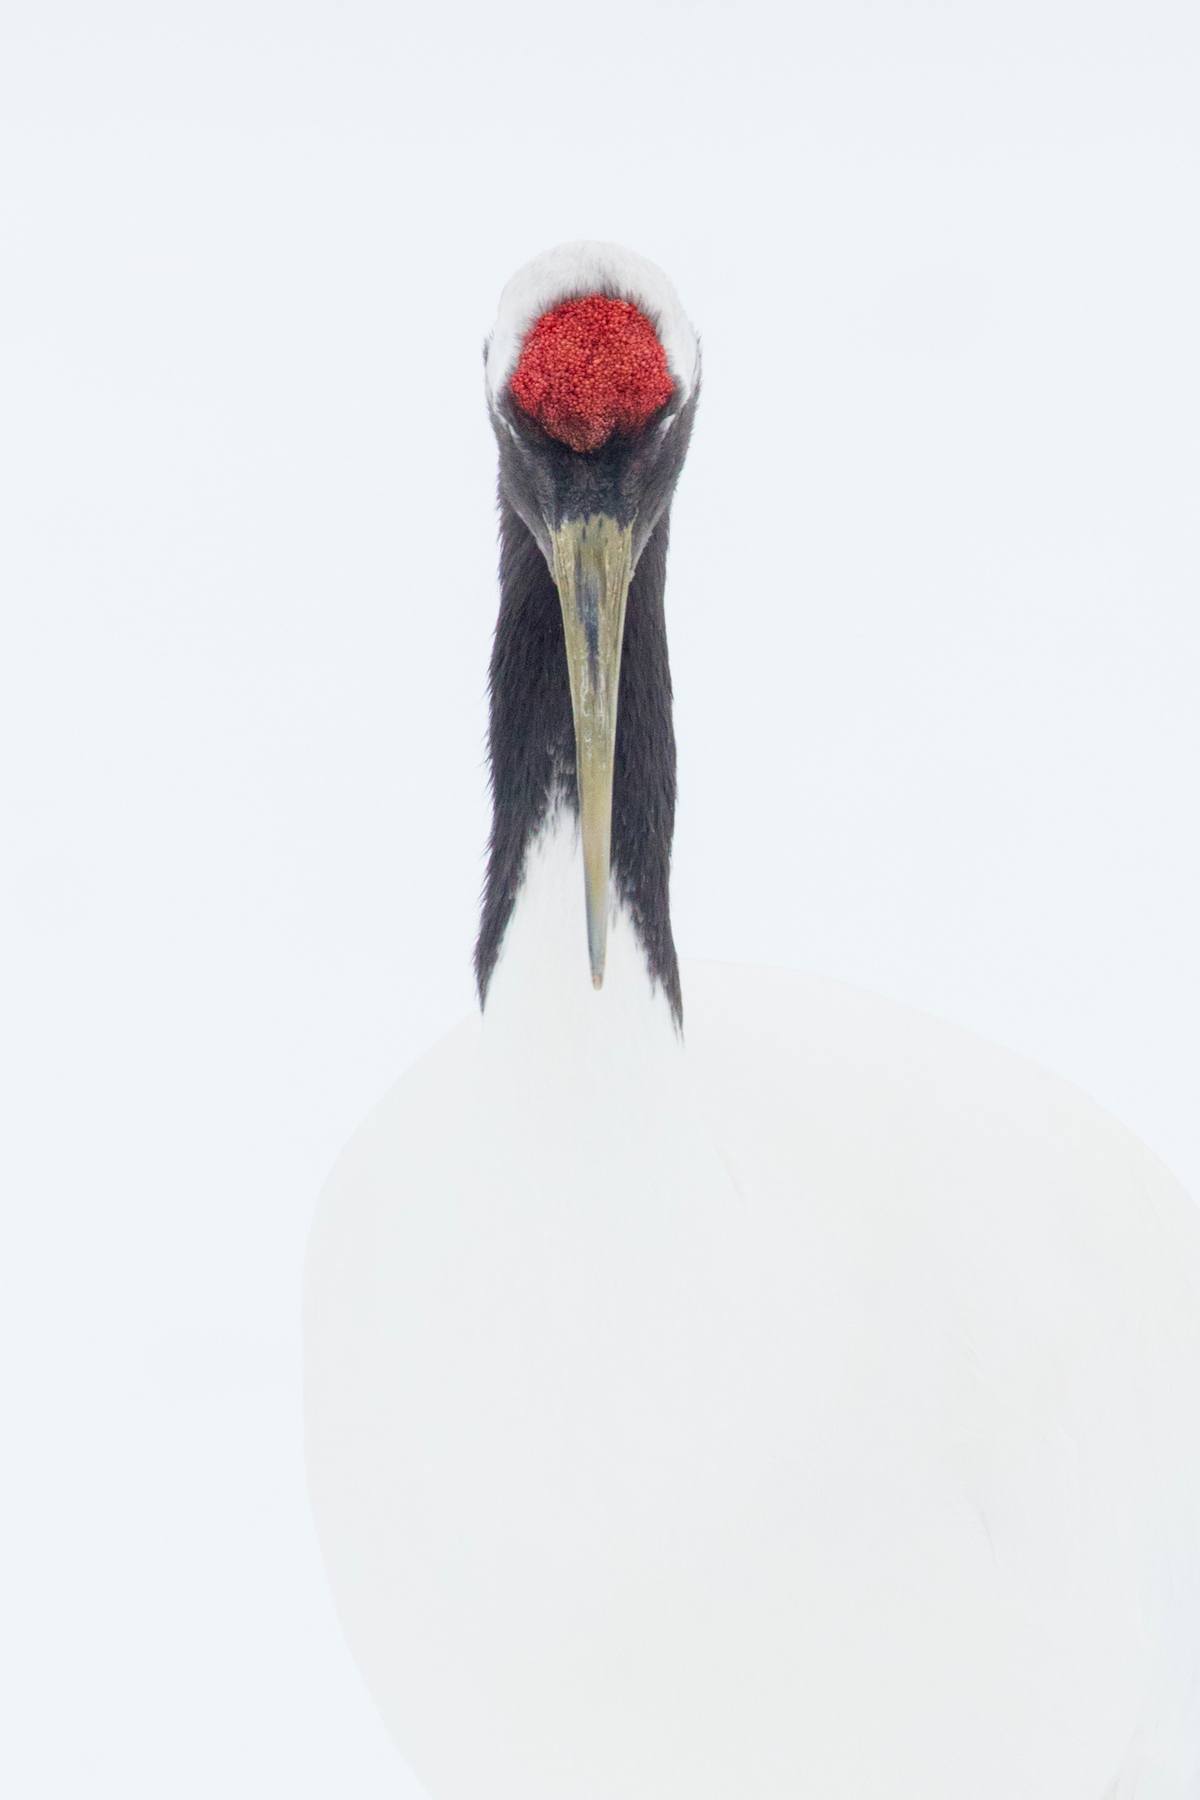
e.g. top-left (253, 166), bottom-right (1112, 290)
top-left (485, 241), bottom-right (699, 406)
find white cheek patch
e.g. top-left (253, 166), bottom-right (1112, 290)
top-left (486, 241), bottom-right (699, 410)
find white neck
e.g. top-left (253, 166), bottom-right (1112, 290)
top-left (481, 803), bottom-right (680, 1062)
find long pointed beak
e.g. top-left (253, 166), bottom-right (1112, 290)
top-left (550, 514), bottom-right (635, 990)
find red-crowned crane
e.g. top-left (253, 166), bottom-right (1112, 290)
top-left (305, 242), bottom-right (1200, 1800)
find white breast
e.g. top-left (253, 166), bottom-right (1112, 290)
top-left (305, 950), bottom-right (1200, 1799)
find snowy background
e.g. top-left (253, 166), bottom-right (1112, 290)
top-left (3, 1), bottom-right (1197, 1792)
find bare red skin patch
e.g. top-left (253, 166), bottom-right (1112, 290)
top-left (509, 295), bottom-right (675, 453)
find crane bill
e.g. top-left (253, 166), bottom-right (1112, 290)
top-left (549, 514), bottom-right (635, 990)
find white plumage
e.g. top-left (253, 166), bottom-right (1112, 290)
top-left (306, 811), bottom-right (1200, 1799)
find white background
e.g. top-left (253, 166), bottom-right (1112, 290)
top-left (2, 1), bottom-right (1197, 1792)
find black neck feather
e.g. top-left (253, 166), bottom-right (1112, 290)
top-left (475, 498), bottom-right (682, 1024)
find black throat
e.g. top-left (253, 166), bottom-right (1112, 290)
top-left (475, 497), bottom-right (682, 1025)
